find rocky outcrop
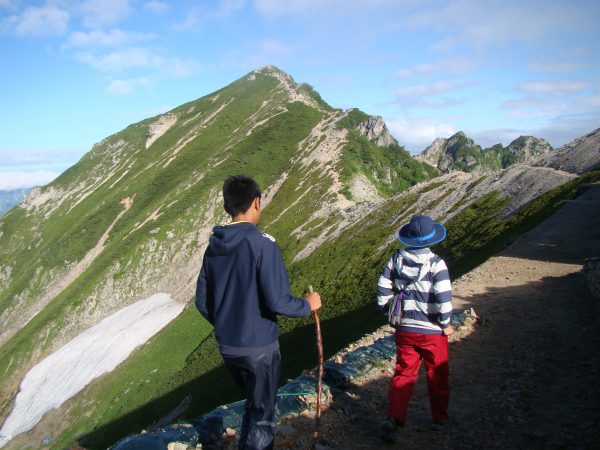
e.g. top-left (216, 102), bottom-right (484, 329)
top-left (416, 137), bottom-right (446, 170)
top-left (418, 132), bottom-right (557, 175)
top-left (533, 127), bottom-right (600, 174)
top-left (355, 116), bottom-right (397, 147)
top-left (505, 136), bottom-right (552, 163)
top-left (416, 132), bottom-right (486, 174)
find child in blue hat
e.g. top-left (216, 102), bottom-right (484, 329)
top-left (377, 215), bottom-right (454, 443)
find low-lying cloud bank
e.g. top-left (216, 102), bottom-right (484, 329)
top-left (0, 170), bottom-right (59, 190)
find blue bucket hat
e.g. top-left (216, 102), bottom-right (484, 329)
top-left (397, 215), bottom-right (446, 248)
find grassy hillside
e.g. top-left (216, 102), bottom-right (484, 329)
top-left (0, 67), bottom-right (445, 449)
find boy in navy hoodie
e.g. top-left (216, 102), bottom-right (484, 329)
top-left (196, 175), bottom-right (321, 450)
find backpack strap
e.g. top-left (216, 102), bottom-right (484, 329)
top-left (390, 250), bottom-right (402, 289)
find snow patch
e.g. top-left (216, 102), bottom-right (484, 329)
top-left (0, 293), bottom-right (185, 447)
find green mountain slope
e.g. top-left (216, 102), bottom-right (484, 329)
top-left (0, 66), bottom-right (435, 449)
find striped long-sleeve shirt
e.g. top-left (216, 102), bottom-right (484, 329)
top-left (377, 247), bottom-right (452, 334)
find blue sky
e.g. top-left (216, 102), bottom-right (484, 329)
top-left (1, 0), bottom-right (599, 190)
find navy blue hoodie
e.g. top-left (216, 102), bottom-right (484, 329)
top-left (195, 222), bottom-right (310, 356)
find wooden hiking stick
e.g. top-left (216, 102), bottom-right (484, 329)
top-left (308, 285), bottom-right (323, 447)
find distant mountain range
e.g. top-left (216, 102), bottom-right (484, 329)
top-left (0, 189), bottom-right (29, 217)
top-left (0, 65), bottom-right (598, 449)
top-left (416, 131), bottom-right (553, 174)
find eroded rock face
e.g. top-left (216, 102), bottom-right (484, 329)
top-left (505, 136), bottom-right (552, 161)
top-left (356, 116), bottom-right (397, 147)
top-left (417, 132), bottom-right (556, 174)
top-left (583, 257), bottom-right (600, 299)
top-left (418, 132), bottom-right (483, 173)
top-left (418, 137), bottom-right (448, 168)
top-left (533, 128), bottom-right (600, 174)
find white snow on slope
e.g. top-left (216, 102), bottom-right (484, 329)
top-left (0, 293), bottom-right (185, 447)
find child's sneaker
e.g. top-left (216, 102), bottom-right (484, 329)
top-left (379, 416), bottom-right (402, 443)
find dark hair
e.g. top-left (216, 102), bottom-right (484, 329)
top-left (222, 175), bottom-right (262, 217)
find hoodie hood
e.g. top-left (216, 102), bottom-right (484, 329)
top-left (398, 247), bottom-right (433, 282)
top-left (209, 222), bottom-right (256, 256)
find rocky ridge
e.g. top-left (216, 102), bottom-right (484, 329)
top-left (355, 116), bottom-right (397, 147)
top-left (533, 127), bottom-right (600, 174)
top-left (417, 131), bottom-right (554, 174)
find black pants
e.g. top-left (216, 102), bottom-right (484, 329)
top-left (222, 348), bottom-right (281, 450)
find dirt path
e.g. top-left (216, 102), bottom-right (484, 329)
top-left (274, 184), bottom-right (600, 449)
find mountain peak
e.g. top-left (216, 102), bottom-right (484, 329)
top-left (247, 65), bottom-right (327, 110)
top-left (254, 64), bottom-right (286, 74)
top-left (355, 115), bottom-right (397, 147)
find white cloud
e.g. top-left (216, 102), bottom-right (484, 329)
top-left (501, 77), bottom-right (599, 124)
top-left (0, 149), bottom-right (84, 168)
top-left (3, 4), bottom-right (69, 37)
top-left (386, 116), bottom-right (456, 153)
top-left (0, 170), bottom-right (58, 190)
top-left (176, 0), bottom-right (246, 31)
top-left (80, 0), bottom-right (131, 28)
top-left (215, 0), bottom-right (247, 18)
top-left (404, 1), bottom-right (595, 49)
top-left (469, 128), bottom-right (526, 148)
top-left (160, 57), bottom-right (200, 78)
top-left (395, 57), bottom-right (479, 79)
top-left (582, 93), bottom-right (600, 107)
top-left (63, 29), bottom-right (156, 48)
top-left (253, 0), bottom-right (396, 17)
top-left (0, 0), bottom-right (14, 9)
top-left (429, 36), bottom-right (456, 52)
top-left (105, 77), bottom-right (151, 95)
top-left (76, 47), bottom-right (165, 72)
top-left (260, 39), bottom-right (294, 55)
top-left (519, 79), bottom-right (590, 96)
top-left (393, 80), bottom-right (471, 108)
top-left (254, 0), bottom-right (328, 16)
top-left (533, 114), bottom-right (600, 148)
top-left (500, 78), bottom-right (596, 120)
top-left (527, 61), bottom-right (589, 74)
top-left (396, 80), bottom-right (470, 98)
top-left (252, 0), bottom-right (597, 50)
top-left (73, 47), bottom-right (199, 81)
top-left (143, 1), bottom-right (168, 14)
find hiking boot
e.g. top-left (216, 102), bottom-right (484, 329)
top-left (379, 417), bottom-right (402, 443)
top-left (430, 418), bottom-right (449, 431)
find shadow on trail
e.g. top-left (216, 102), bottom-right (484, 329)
top-left (500, 184), bottom-right (600, 265)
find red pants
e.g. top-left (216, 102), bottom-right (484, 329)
top-left (387, 330), bottom-right (449, 424)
